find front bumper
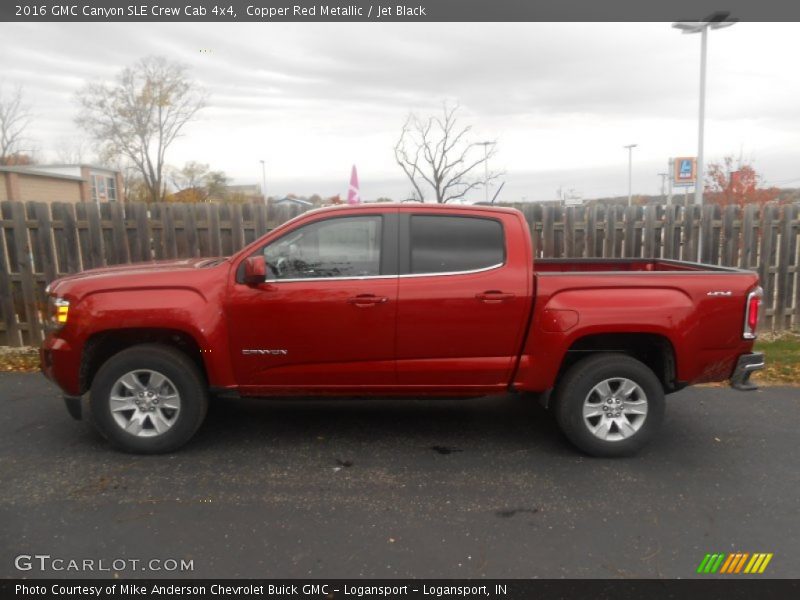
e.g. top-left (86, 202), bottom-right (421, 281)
top-left (730, 352), bottom-right (765, 391)
top-left (40, 333), bottom-right (82, 396)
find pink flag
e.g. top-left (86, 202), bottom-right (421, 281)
top-left (347, 165), bottom-right (361, 205)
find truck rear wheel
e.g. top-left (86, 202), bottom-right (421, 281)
top-left (89, 344), bottom-right (208, 454)
top-left (553, 354), bottom-right (664, 457)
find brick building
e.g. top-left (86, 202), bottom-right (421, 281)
top-left (0, 164), bottom-right (124, 203)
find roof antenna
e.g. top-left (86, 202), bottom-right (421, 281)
top-left (490, 181), bottom-right (505, 204)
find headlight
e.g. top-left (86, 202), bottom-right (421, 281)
top-left (47, 297), bottom-right (70, 329)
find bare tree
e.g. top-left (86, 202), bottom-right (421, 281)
top-left (394, 103), bottom-right (500, 203)
top-left (0, 84), bottom-right (32, 164)
top-left (76, 56), bottom-right (206, 203)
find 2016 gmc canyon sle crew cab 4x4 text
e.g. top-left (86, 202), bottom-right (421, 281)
top-left (41, 204), bottom-right (764, 456)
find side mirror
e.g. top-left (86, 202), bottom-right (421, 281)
top-left (243, 256), bottom-right (267, 285)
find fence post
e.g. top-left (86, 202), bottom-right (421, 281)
top-left (520, 204), bottom-right (537, 257)
top-left (759, 204), bottom-right (777, 331)
top-left (130, 202), bottom-right (151, 262)
top-left (52, 202), bottom-right (81, 272)
top-left (791, 204), bottom-right (800, 331)
top-left (542, 205), bottom-right (555, 258)
top-left (184, 204), bottom-right (200, 258)
top-left (722, 204), bottom-right (737, 267)
top-left (162, 203), bottom-right (178, 259)
top-left (682, 205), bottom-right (695, 262)
top-left (643, 204), bottom-right (657, 258)
top-left (564, 206), bottom-right (576, 257)
top-left (741, 203), bottom-right (757, 269)
top-left (33, 202), bottom-right (57, 282)
top-left (85, 201), bottom-right (106, 269)
top-left (586, 205), bottom-right (599, 258)
top-left (700, 204), bottom-right (714, 264)
top-left (255, 203), bottom-right (269, 238)
top-left (623, 205), bottom-right (637, 258)
top-left (208, 203), bottom-right (222, 256)
top-left (663, 204), bottom-right (676, 259)
top-left (109, 201), bottom-right (131, 265)
top-left (0, 202), bottom-right (21, 345)
top-left (9, 202), bottom-right (42, 344)
top-left (775, 204), bottom-right (793, 331)
top-left (231, 203), bottom-right (245, 251)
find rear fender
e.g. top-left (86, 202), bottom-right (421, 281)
top-left (514, 287), bottom-right (690, 391)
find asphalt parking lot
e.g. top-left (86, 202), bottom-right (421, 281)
top-left (0, 373), bottom-right (798, 579)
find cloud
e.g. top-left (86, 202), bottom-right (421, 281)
top-left (0, 21), bottom-right (798, 200)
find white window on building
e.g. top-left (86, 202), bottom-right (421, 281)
top-left (91, 173), bottom-right (118, 202)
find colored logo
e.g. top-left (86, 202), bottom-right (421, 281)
top-left (697, 552), bottom-right (773, 574)
top-left (673, 156), bottom-right (697, 186)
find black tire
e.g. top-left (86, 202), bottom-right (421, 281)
top-left (89, 344), bottom-right (208, 454)
top-left (553, 353), bottom-right (665, 457)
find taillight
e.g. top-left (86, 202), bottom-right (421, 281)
top-left (743, 287), bottom-right (762, 339)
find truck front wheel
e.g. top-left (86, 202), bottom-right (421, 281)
top-left (89, 344), bottom-right (209, 454)
top-left (553, 354), bottom-right (664, 457)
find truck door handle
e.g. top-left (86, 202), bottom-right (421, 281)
top-left (476, 291), bottom-right (515, 303)
top-left (347, 294), bottom-right (389, 307)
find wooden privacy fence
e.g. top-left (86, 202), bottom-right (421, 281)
top-left (0, 200), bottom-right (798, 346)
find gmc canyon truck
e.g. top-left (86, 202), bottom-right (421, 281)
top-left (41, 204), bottom-right (764, 456)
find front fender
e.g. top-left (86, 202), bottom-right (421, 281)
top-left (69, 287), bottom-right (233, 388)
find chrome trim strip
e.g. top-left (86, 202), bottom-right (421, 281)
top-left (261, 262), bottom-right (505, 283)
top-left (264, 274), bottom-right (397, 283)
top-left (741, 361), bottom-right (765, 370)
top-left (398, 263), bottom-right (504, 279)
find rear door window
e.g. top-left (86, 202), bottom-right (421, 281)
top-left (409, 215), bottom-right (505, 275)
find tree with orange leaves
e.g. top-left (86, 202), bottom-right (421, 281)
top-left (704, 156), bottom-right (780, 206)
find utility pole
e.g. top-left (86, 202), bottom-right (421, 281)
top-left (259, 160), bottom-right (267, 205)
top-left (624, 144), bottom-right (637, 206)
top-left (658, 172), bottom-right (669, 203)
top-left (667, 158), bottom-right (674, 206)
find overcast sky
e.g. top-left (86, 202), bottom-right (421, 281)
top-left (1, 22), bottom-right (799, 202)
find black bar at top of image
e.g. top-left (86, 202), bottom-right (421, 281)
top-left (2, 0), bottom-right (800, 22)
top-left (2, 580), bottom-right (800, 600)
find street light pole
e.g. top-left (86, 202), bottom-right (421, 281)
top-left (696, 25), bottom-right (708, 210)
top-left (624, 144), bottom-right (637, 206)
top-left (673, 12), bottom-right (736, 262)
top-left (259, 160), bottom-right (267, 205)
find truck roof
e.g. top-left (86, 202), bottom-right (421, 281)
top-left (307, 202), bottom-right (522, 216)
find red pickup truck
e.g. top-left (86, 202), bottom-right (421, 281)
top-left (41, 203), bottom-right (764, 456)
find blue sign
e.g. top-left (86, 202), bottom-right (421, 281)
top-left (673, 156), bottom-right (696, 187)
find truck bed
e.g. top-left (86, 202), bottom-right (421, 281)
top-left (535, 258), bottom-right (747, 274)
